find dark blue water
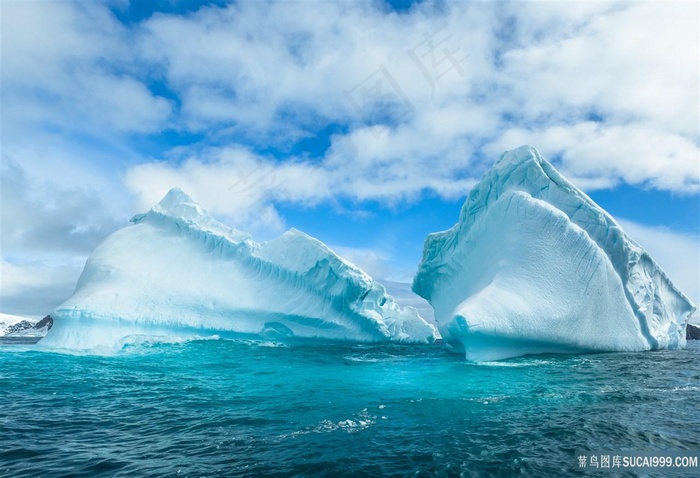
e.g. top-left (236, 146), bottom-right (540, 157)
top-left (1, 339), bottom-right (699, 477)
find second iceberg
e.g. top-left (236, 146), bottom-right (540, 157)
top-left (413, 146), bottom-right (695, 361)
top-left (44, 188), bottom-right (436, 349)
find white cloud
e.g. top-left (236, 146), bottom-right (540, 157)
top-left (1, 157), bottom-right (128, 254)
top-left (0, 154), bottom-right (130, 317)
top-left (502, 1), bottom-right (699, 136)
top-left (125, 0), bottom-right (699, 204)
top-left (4, 0), bottom-right (698, 205)
top-left (123, 134), bottom-right (479, 234)
top-left (136, 1), bottom-right (469, 131)
top-left (0, 257), bottom-right (84, 318)
top-left (2, 1), bottom-right (171, 137)
top-left (124, 147), bottom-right (289, 234)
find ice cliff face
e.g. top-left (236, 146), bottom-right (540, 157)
top-left (44, 188), bottom-right (436, 349)
top-left (413, 146), bottom-right (696, 361)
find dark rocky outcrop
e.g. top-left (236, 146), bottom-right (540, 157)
top-left (35, 315), bottom-right (54, 331)
top-left (5, 320), bottom-right (35, 335)
top-left (687, 323), bottom-right (700, 340)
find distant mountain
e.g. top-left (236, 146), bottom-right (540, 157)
top-left (0, 313), bottom-right (53, 337)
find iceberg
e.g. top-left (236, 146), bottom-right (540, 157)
top-left (413, 146), bottom-right (696, 361)
top-left (42, 188), bottom-right (436, 350)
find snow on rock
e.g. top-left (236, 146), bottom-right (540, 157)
top-left (0, 313), bottom-right (33, 336)
top-left (0, 313), bottom-right (52, 337)
top-left (43, 188), bottom-right (436, 349)
top-left (413, 146), bottom-right (696, 361)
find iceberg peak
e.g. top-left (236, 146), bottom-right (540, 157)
top-left (495, 144), bottom-right (539, 166)
top-left (130, 187), bottom-right (251, 243)
top-left (131, 187), bottom-right (204, 223)
top-left (152, 186), bottom-right (205, 220)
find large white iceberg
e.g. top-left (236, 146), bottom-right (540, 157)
top-left (413, 146), bottom-right (696, 361)
top-left (43, 188), bottom-right (436, 349)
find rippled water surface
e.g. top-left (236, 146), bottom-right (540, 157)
top-left (1, 339), bottom-right (699, 477)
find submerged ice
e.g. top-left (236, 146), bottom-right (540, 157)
top-left (413, 146), bottom-right (696, 361)
top-left (44, 188), bottom-right (436, 349)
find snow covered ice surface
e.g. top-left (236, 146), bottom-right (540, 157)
top-left (43, 188), bottom-right (436, 350)
top-left (413, 145), bottom-right (696, 361)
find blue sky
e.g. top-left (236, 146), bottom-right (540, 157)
top-left (1, 0), bottom-right (698, 318)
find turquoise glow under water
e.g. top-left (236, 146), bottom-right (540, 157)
top-left (1, 339), bottom-right (699, 477)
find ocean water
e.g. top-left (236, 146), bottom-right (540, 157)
top-left (1, 338), bottom-right (699, 477)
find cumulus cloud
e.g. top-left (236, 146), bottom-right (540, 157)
top-left (1, 159), bottom-right (126, 255)
top-left (124, 146), bottom-right (290, 233)
top-left (501, 1), bottom-right (699, 136)
top-left (123, 130), bottom-right (479, 232)
top-left (0, 156), bottom-right (129, 316)
top-left (121, 0), bottom-right (698, 208)
top-left (5, 0), bottom-right (698, 206)
top-left (2, 1), bottom-right (172, 137)
top-left (0, 258), bottom-right (84, 318)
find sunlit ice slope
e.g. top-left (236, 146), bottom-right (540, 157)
top-left (44, 188), bottom-right (436, 350)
